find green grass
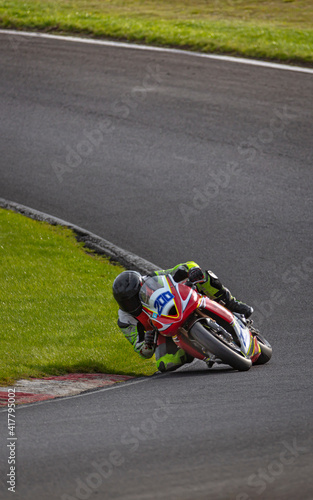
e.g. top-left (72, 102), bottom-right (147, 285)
top-left (0, 208), bottom-right (156, 385)
top-left (0, 0), bottom-right (312, 65)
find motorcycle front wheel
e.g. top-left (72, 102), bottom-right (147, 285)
top-left (253, 334), bottom-right (272, 365)
top-left (190, 321), bottom-right (252, 371)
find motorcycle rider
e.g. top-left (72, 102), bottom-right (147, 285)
top-left (112, 262), bottom-right (253, 372)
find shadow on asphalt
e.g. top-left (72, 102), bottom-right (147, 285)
top-left (159, 366), bottom-right (235, 378)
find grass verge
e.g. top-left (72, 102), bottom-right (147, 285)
top-left (0, 208), bottom-right (156, 385)
top-left (0, 0), bottom-right (312, 65)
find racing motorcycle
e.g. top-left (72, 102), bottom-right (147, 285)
top-left (139, 274), bottom-right (272, 371)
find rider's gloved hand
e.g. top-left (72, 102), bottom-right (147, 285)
top-left (144, 330), bottom-right (156, 349)
top-left (188, 267), bottom-right (205, 284)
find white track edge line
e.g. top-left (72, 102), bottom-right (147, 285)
top-left (1, 28), bottom-right (313, 74)
top-left (0, 375), bottom-right (165, 412)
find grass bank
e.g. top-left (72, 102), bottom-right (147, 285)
top-left (0, 0), bottom-right (312, 65)
top-left (0, 208), bottom-right (156, 385)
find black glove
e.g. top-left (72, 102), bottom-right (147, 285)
top-left (188, 267), bottom-right (205, 284)
top-left (144, 330), bottom-right (156, 349)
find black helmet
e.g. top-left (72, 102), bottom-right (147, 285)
top-left (112, 270), bottom-right (143, 316)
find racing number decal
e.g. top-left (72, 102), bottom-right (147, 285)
top-left (154, 292), bottom-right (174, 316)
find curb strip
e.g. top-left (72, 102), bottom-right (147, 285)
top-left (0, 374), bottom-right (134, 407)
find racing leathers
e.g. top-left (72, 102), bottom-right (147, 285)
top-left (117, 261), bottom-right (253, 372)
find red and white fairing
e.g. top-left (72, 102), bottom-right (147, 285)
top-left (139, 274), bottom-right (261, 363)
top-left (140, 274), bottom-right (200, 334)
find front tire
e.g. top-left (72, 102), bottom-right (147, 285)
top-left (254, 334), bottom-right (272, 365)
top-left (190, 321), bottom-right (252, 372)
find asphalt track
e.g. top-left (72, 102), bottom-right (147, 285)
top-left (0, 31), bottom-right (313, 500)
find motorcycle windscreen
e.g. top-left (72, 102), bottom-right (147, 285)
top-left (140, 275), bottom-right (177, 318)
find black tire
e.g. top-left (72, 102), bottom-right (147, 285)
top-left (190, 321), bottom-right (252, 372)
top-left (253, 335), bottom-right (272, 365)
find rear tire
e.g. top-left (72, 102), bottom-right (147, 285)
top-left (190, 322), bottom-right (252, 372)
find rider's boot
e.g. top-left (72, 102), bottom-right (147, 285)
top-left (198, 271), bottom-right (253, 319)
top-left (221, 287), bottom-right (254, 318)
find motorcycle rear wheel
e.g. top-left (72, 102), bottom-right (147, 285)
top-left (190, 321), bottom-right (252, 371)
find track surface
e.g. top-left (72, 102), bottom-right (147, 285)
top-left (0, 32), bottom-right (312, 499)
